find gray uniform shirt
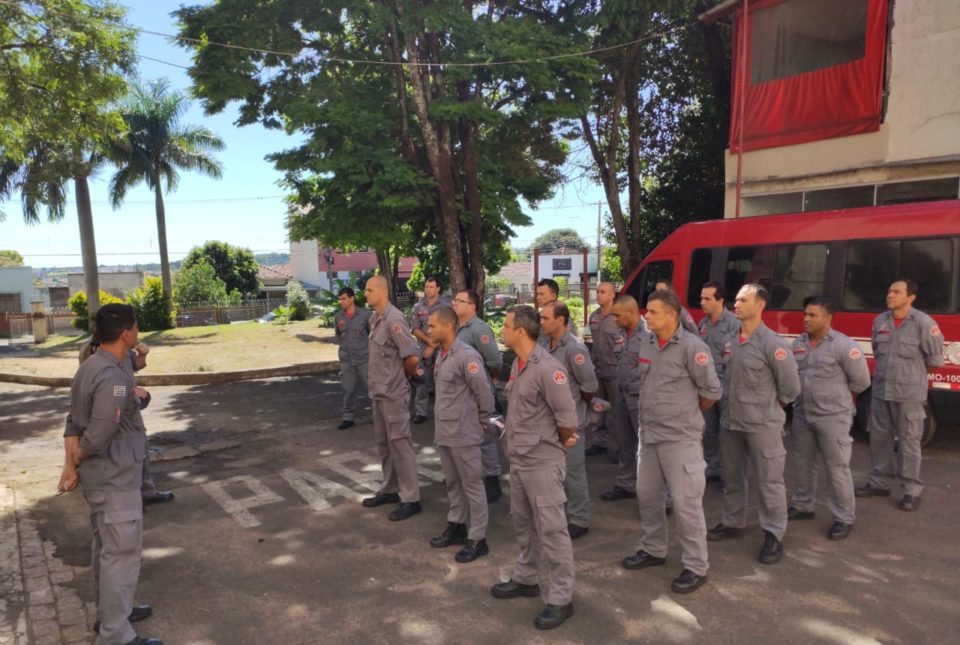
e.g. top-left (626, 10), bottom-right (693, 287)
top-left (368, 303), bottom-right (420, 400)
top-left (638, 327), bottom-right (722, 443)
top-left (542, 332), bottom-right (599, 427)
top-left (334, 306), bottom-right (372, 366)
top-left (411, 295), bottom-right (453, 349)
top-left (588, 308), bottom-right (625, 381)
top-left (504, 344), bottom-right (579, 470)
top-left (456, 315), bottom-right (503, 374)
top-left (792, 330), bottom-right (871, 421)
top-left (617, 328), bottom-right (650, 405)
top-left (433, 340), bottom-right (495, 447)
top-left (698, 309), bottom-right (740, 378)
top-left (721, 323), bottom-right (801, 433)
top-left (871, 309), bottom-right (945, 402)
top-left (679, 306), bottom-right (698, 335)
top-left (70, 351), bottom-right (147, 492)
top-left (65, 349), bottom-right (147, 438)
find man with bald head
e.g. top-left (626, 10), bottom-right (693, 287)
top-left (361, 275), bottom-right (423, 521)
top-left (586, 282), bottom-right (624, 456)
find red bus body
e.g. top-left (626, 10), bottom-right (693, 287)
top-left (620, 199), bottom-right (960, 428)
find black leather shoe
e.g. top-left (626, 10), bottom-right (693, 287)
top-left (484, 476), bottom-right (503, 504)
top-left (787, 506), bottom-right (815, 521)
top-left (567, 524), bottom-right (589, 541)
top-left (534, 603), bottom-right (574, 630)
top-left (413, 415), bottom-right (428, 424)
top-left (758, 530), bottom-right (783, 564)
top-left (94, 604), bottom-right (153, 632)
top-left (143, 492), bottom-right (174, 505)
top-left (899, 495), bottom-right (921, 511)
top-left (361, 492), bottom-right (401, 508)
top-left (707, 523), bottom-right (745, 541)
top-left (491, 579), bottom-right (541, 599)
top-left (601, 486), bottom-right (636, 501)
top-left (455, 539), bottom-right (489, 563)
top-left (584, 445), bottom-right (608, 457)
top-left (430, 522), bottom-right (468, 548)
top-left (855, 483), bottom-right (891, 497)
top-left (671, 569), bottom-right (707, 594)
top-left (622, 550), bottom-right (667, 570)
top-left (827, 520), bottom-right (852, 540)
top-left (337, 420), bottom-right (355, 430)
top-left (125, 638), bottom-right (163, 645)
top-left (388, 502), bottom-right (422, 521)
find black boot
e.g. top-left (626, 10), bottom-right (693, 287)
top-left (430, 522), bottom-right (468, 548)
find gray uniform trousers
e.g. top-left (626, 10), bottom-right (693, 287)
top-left (510, 464), bottom-right (575, 606)
top-left (589, 377), bottom-right (617, 450)
top-left (481, 381), bottom-right (503, 477)
top-left (438, 444), bottom-right (488, 539)
top-left (636, 440), bottom-right (708, 576)
top-left (613, 388), bottom-right (639, 492)
top-left (867, 399), bottom-right (926, 497)
top-left (564, 423), bottom-right (589, 527)
top-left (372, 397), bottom-right (420, 502)
top-left (790, 415), bottom-right (856, 524)
top-left (413, 356), bottom-right (436, 417)
top-left (701, 400), bottom-right (723, 478)
top-left (720, 428), bottom-right (789, 541)
top-left (85, 489), bottom-right (142, 645)
top-left (341, 362), bottom-right (369, 422)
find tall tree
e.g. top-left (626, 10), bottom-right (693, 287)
top-left (109, 79), bottom-right (225, 305)
top-left (0, 250), bottom-right (25, 267)
top-left (531, 228), bottom-right (589, 253)
top-left (181, 240), bottom-right (260, 297)
top-left (0, 0), bottom-right (135, 316)
top-left (175, 0), bottom-right (594, 300)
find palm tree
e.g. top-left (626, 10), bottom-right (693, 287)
top-left (109, 79), bottom-right (225, 304)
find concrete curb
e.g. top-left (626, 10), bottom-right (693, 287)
top-left (0, 360), bottom-right (341, 388)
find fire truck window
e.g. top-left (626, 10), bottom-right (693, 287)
top-left (843, 240), bottom-right (899, 311)
top-left (725, 246), bottom-right (775, 300)
top-left (772, 244), bottom-right (828, 310)
top-left (687, 249), bottom-right (713, 309)
top-left (901, 239), bottom-right (952, 312)
top-left (627, 260), bottom-right (673, 308)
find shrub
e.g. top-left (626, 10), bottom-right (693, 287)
top-left (285, 281), bottom-right (310, 321)
top-left (67, 290), bottom-right (122, 331)
top-left (126, 277), bottom-right (175, 331)
top-left (173, 259), bottom-right (229, 306)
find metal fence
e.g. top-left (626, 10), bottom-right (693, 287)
top-left (0, 309), bottom-right (78, 340)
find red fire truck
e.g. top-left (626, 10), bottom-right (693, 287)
top-left (620, 199), bottom-right (960, 443)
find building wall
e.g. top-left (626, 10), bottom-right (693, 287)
top-left (67, 272), bottom-right (144, 300)
top-left (724, 1), bottom-right (960, 217)
top-left (289, 240), bottom-right (323, 288)
top-left (0, 267), bottom-right (36, 313)
top-left (533, 253), bottom-right (598, 283)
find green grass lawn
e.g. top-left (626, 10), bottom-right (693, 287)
top-left (0, 320), bottom-right (340, 377)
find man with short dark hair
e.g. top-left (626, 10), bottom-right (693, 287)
top-left (708, 284), bottom-right (800, 565)
top-left (586, 282), bottom-right (624, 457)
top-left (856, 279), bottom-right (944, 511)
top-left (789, 297), bottom-right (870, 540)
top-left (655, 279), bottom-right (698, 335)
top-left (698, 281), bottom-right (738, 481)
top-left (536, 278), bottom-right (575, 334)
top-left (410, 276), bottom-right (452, 424)
top-left (62, 304), bottom-right (162, 645)
top-left (491, 305), bottom-right (578, 630)
top-left (334, 286), bottom-right (372, 430)
top-left (452, 289), bottom-right (506, 503)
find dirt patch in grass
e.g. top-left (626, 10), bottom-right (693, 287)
top-left (0, 320), bottom-right (340, 378)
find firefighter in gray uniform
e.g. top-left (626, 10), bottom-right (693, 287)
top-left (491, 306), bottom-right (578, 631)
top-left (540, 301), bottom-right (599, 540)
top-left (361, 276), bottom-right (423, 521)
top-left (59, 305), bottom-right (162, 645)
top-left (623, 290), bottom-right (721, 594)
top-left (536, 278), bottom-right (577, 334)
top-left (656, 279), bottom-right (698, 335)
top-left (600, 295), bottom-right (647, 502)
top-left (333, 286), bottom-right (372, 430)
top-left (427, 306), bottom-right (495, 562)
top-left (586, 282), bottom-right (624, 456)
top-left (410, 276), bottom-right (452, 423)
top-left (856, 279), bottom-right (945, 511)
top-left (788, 297), bottom-right (871, 540)
top-left (708, 284), bottom-right (800, 565)
top-left (452, 289), bottom-right (505, 503)
top-left (698, 282), bottom-right (739, 481)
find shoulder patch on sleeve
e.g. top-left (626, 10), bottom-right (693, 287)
top-left (392, 323), bottom-right (402, 334)
top-left (694, 351), bottom-right (709, 366)
top-left (849, 347), bottom-right (862, 360)
top-left (774, 347), bottom-right (788, 361)
top-left (553, 370), bottom-right (567, 385)
top-left (931, 326), bottom-right (941, 336)
top-left (467, 361), bottom-right (480, 374)
top-left (113, 385), bottom-right (126, 397)
top-left (574, 353), bottom-right (586, 365)
top-left (480, 334), bottom-right (491, 345)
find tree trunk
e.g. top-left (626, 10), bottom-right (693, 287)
top-left (74, 174), bottom-right (100, 319)
top-left (153, 176), bottom-right (173, 306)
top-left (459, 89), bottom-right (485, 302)
top-left (375, 246), bottom-right (397, 302)
top-left (625, 81), bottom-right (644, 272)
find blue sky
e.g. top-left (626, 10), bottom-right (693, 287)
top-left (1, 2), bottom-right (606, 268)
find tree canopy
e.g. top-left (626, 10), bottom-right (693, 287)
top-left (0, 250), bottom-right (25, 267)
top-left (531, 228), bottom-right (589, 253)
top-left (181, 241), bottom-right (260, 297)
